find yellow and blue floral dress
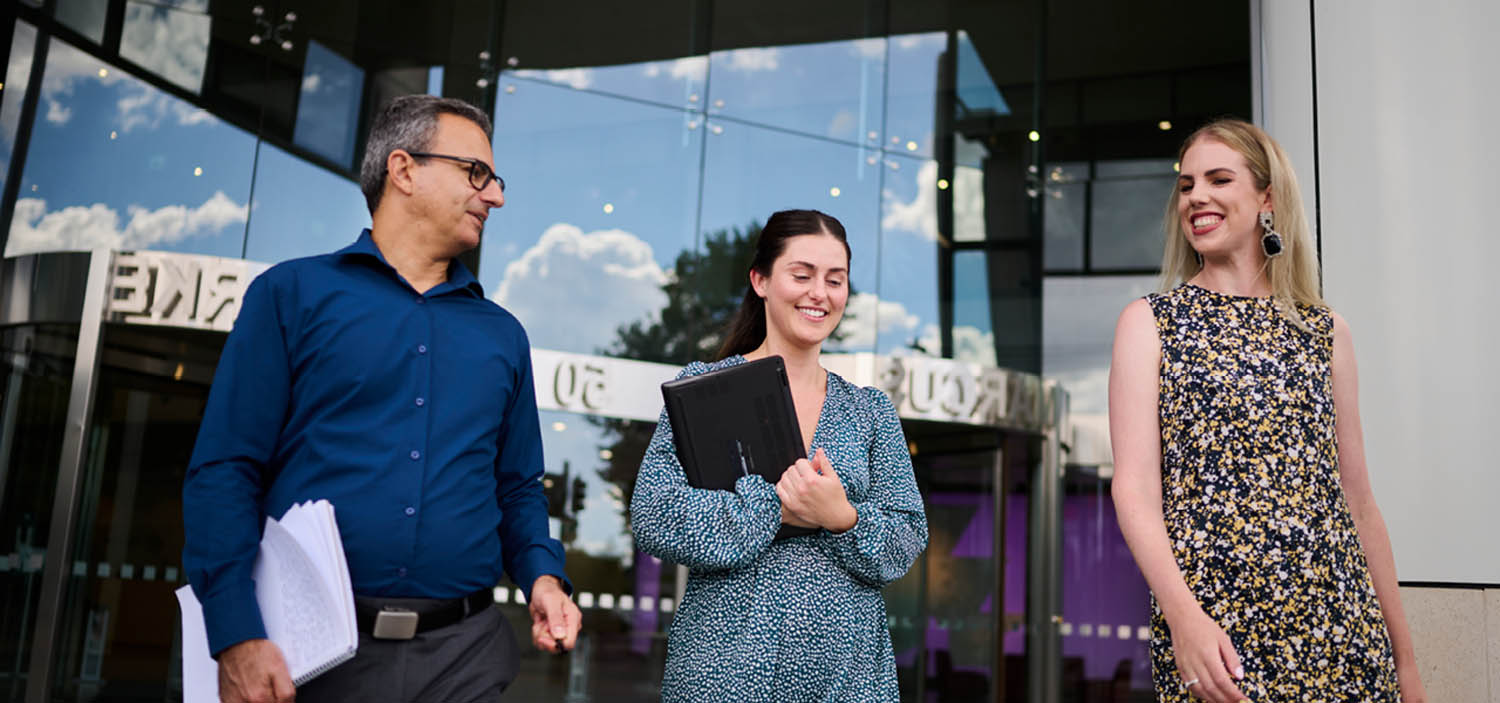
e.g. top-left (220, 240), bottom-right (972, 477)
top-left (631, 356), bottom-right (928, 703)
top-left (1147, 283), bottom-right (1399, 701)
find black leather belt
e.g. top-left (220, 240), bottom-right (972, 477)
top-left (354, 589), bottom-right (492, 640)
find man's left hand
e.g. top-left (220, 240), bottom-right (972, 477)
top-left (527, 575), bottom-right (580, 653)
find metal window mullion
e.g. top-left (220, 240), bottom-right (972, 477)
top-left (24, 248), bottom-right (111, 703)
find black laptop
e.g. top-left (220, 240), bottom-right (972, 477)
top-left (660, 355), bottom-right (814, 539)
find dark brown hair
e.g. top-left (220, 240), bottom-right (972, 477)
top-left (715, 209), bottom-right (850, 360)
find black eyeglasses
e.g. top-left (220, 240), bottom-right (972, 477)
top-left (405, 151), bottom-right (505, 193)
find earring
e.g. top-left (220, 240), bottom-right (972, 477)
top-left (1259, 211), bottom-right (1284, 258)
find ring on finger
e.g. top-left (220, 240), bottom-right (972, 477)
top-left (1183, 677), bottom-right (1201, 688)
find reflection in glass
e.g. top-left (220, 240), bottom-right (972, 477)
top-left (884, 32), bottom-right (946, 159)
top-left (119, 0), bottom-right (211, 94)
top-left (56, 0), bottom-right (108, 45)
top-left (0, 324), bottom-right (77, 701)
top-left (1044, 162), bottom-right (1089, 271)
top-left (1041, 275), bottom-right (1157, 417)
top-left (1089, 160), bottom-right (1174, 270)
top-left (952, 250), bottom-right (998, 367)
top-left (0, 21), bottom-right (39, 195)
top-left (699, 121), bottom-right (880, 353)
top-left (707, 38), bottom-right (885, 145)
top-left (5, 39), bottom-right (253, 258)
top-left (511, 55), bottom-right (707, 111)
top-left (294, 41), bottom-right (366, 168)
top-left (876, 155), bottom-right (941, 356)
top-left (498, 409), bottom-right (670, 700)
top-left (481, 79), bottom-right (701, 357)
top-left (955, 30), bottom-right (1009, 119)
top-left (243, 141), bottom-right (370, 264)
top-left (46, 325), bottom-right (222, 702)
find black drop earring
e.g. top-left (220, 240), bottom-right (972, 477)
top-left (1259, 211), bottom-right (1284, 258)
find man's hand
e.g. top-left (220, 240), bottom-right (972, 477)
top-left (217, 638), bottom-right (295, 703)
top-left (528, 575), bottom-right (581, 654)
top-left (776, 449), bottom-right (858, 533)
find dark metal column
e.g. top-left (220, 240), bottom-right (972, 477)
top-left (25, 249), bottom-right (111, 703)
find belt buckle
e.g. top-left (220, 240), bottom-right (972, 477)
top-left (372, 607), bottom-right (419, 640)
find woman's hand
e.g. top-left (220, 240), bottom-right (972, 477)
top-left (776, 449), bottom-right (857, 532)
top-left (1168, 609), bottom-right (1248, 703)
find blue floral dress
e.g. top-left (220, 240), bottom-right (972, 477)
top-left (631, 356), bottom-right (929, 703)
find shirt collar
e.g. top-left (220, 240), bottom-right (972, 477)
top-left (338, 229), bottom-right (485, 299)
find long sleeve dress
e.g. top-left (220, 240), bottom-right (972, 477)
top-left (631, 356), bottom-right (929, 703)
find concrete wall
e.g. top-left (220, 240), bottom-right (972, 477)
top-left (1259, 1), bottom-right (1499, 699)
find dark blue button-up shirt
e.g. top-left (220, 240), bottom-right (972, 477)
top-left (183, 230), bottom-right (567, 656)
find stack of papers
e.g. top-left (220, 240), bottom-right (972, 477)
top-left (177, 500), bottom-right (357, 701)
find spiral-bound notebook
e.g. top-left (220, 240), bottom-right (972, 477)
top-left (177, 500), bottom-right (357, 701)
top-left (661, 355), bottom-right (814, 539)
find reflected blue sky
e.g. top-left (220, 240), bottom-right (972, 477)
top-left (5, 38), bottom-right (252, 258)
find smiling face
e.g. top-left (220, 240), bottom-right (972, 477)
top-left (411, 114), bottom-right (505, 254)
top-left (750, 232), bottom-right (850, 351)
top-left (1176, 137), bottom-right (1272, 260)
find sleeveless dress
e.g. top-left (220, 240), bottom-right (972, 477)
top-left (1146, 284), bottom-right (1399, 701)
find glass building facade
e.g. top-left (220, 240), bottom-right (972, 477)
top-left (0, 1), bottom-right (1250, 701)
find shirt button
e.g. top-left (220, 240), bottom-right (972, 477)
top-left (404, 506), bottom-right (416, 516)
top-left (397, 567), bottom-right (408, 577)
top-left (415, 397), bottom-right (425, 407)
top-left (409, 450), bottom-right (420, 460)
top-left (415, 298), bottom-right (425, 305)
top-left (417, 344), bottom-right (428, 354)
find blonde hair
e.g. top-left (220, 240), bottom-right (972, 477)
top-left (1160, 119), bottom-right (1324, 329)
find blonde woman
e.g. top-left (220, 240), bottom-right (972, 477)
top-left (1108, 119), bottom-right (1426, 703)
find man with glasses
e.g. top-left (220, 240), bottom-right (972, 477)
top-left (183, 94), bottom-right (580, 703)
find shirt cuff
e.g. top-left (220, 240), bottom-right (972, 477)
top-left (201, 583), bottom-right (268, 658)
top-left (821, 501), bottom-right (876, 550)
top-left (512, 549), bottom-right (573, 600)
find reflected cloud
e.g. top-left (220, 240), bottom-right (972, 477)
top-left (514, 67), bottom-right (594, 91)
top-left (119, 1), bottom-right (210, 94)
top-left (893, 33), bottom-right (946, 51)
top-left (830, 292), bottom-right (995, 366)
top-left (721, 47), bottom-right (781, 72)
top-left (5, 192), bottom-right (247, 256)
top-left (642, 56), bottom-right (707, 82)
top-left (850, 38), bottom-right (886, 60)
top-left (882, 160), bottom-right (983, 242)
top-left (911, 324), bottom-right (997, 367)
top-left (40, 37), bottom-right (215, 131)
top-left (493, 223), bottom-right (668, 353)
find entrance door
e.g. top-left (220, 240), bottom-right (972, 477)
top-left (43, 323), bottom-right (225, 702)
top-left (886, 424), bottom-right (1035, 703)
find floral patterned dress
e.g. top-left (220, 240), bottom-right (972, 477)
top-left (1147, 284), bottom-right (1398, 701)
top-left (631, 356), bottom-right (928, 703)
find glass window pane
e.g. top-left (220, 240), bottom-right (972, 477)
top-left (479, 80), bottom-right (701, 360)
top-left (952, 250), bottom-right (997, 367)
top-left (243, 141), bottom-right (369, 264)
top-left (120, 0), bottom-right (212, 94)
top-left (707, 0), bottom-right (884, 146)
top-left (1043, 162), bottom-right (1088, 271)
top-left (1088, 173), bottom-right (1173, 270)
top-left (0, 21), bottom-right (39, 196)
top-left (698, 121), bottom-right (880, 354)
top-left (884, 32), bottom-right (945, 159)
top-left (5, 40), bottom-right (254, 258)
top-left (56, 0), bottom-right (108, 45)
top-left (876, 155), bottom-right (940, 356)
top-left (501, 1), bottom-right (702, 109)
top-left (293, 40), bottom-right (365, 168)
top-left (0, 324), bottom-right (77, 693)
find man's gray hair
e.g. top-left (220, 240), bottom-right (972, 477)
top-left (359, 95), bottom-right (493, 214)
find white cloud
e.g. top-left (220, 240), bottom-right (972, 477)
top-left (850, 38), bottom-right (886, 60)
top-left (827, 109), bottom-right (856, 139)
top-left (910, 324), bottom-right (997, 367)
top-left (893, 32), bottom-right (947, 52)
top-left (4, 192), bottom-right (248, 256)
top-left (493, 223), bottom-right (669, 353)
top-left (36, 34), bottom-right (215, 132)
top-left (643, 56), bottom-right (707, 82)
top-left (721, 47), bottom-right (781, 73)
top-left (881, 160), bottom-right (985, 243)
top-left (514, 67), bottom-right (594, 91)
top-left (830, 292), bottom-right (921, 351)
top-left (118, 3), bottom-right (209, 94)
top-left (302, 73), bottom-right (322, 93)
